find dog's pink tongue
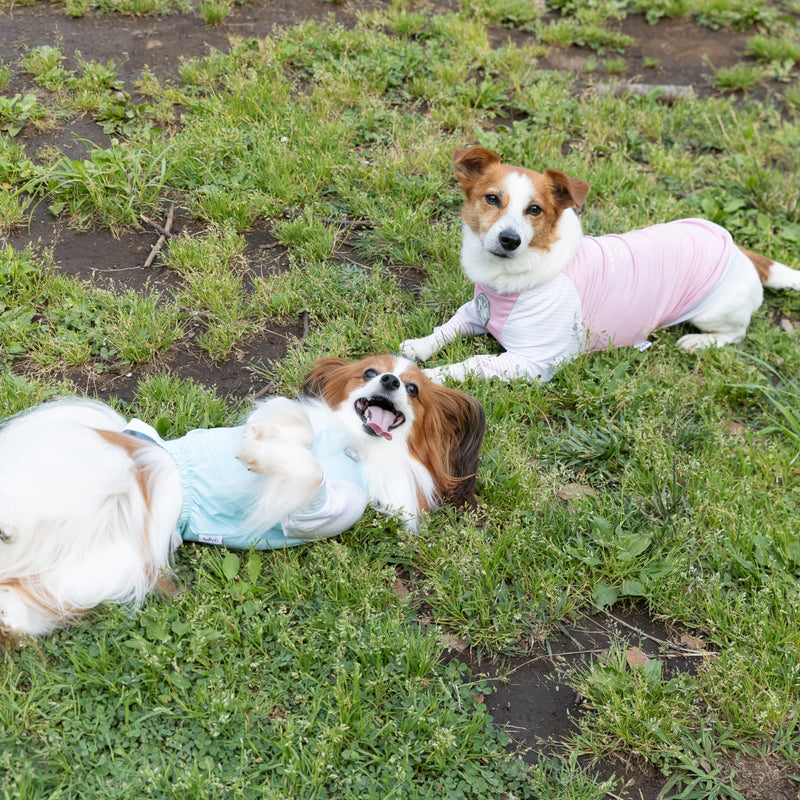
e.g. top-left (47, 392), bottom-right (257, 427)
top-left (366, 406), bottom-right (394, 440)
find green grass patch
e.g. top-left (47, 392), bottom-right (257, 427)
top-left (2, 1), bottom-right (800, 797)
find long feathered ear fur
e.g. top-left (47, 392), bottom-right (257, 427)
top-left (300, 357), bottom-right (351, 399)
top-left (410, 384), bottom-right (486, 508)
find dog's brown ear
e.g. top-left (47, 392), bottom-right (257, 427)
top-left (545, 169), bottom-right (591, 211)
top-left (300, 357), bottom-right (351, 399)
top-left (453, 147), bottom-right (501, 192)
top-left (446, 391), bottom-right (486, 506)
top-left (420, 385), bottom-right (486, 507)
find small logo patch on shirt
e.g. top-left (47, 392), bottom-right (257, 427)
top-left (198, 534), bottom-right (224, 546)
top-left (476, 292), bottom-right (490, 326)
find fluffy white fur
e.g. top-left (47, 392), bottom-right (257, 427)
top-left (237, 397), bottom-right (326, 533)
top-left (0, 356), bottom-right (486, 638)
top-left (0, 401), bottom-right (181, 636)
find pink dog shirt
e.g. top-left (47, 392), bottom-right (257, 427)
top-left (446, 218), bottom-right (734, 380)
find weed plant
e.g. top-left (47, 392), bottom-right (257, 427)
top-left (1, 1), bottom-right (800, 798)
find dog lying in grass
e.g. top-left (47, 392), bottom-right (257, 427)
top-left (0, 355), bottom-right (485, 638)
top-left (401, 146), bottom-right (800, 382)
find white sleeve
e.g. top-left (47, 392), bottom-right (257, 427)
top-left (432, 351), bottom-right (553, 382)
top-left (427, 277), bottom-right (584, 383)
top-left (423, 301), bottom-right (486, 347)
top-left (499, 276), bottom-right (583, 381)
top-left (281, 479), bottom-right (368, 541)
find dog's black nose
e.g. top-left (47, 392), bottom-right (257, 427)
top-left (380, 373), bottom-right (400, 391)
top-left (498, 229), bottom-right (521, 251)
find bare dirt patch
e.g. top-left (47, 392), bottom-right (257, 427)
top-left (470, 608), bottom-right (798, 800)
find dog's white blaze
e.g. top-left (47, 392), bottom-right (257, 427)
top-left (502, 171), bottom-right (536, 223)
top-left (483, 171), bottom-right (536, 253)
top-left (391, 355), bottom-right (415, 374)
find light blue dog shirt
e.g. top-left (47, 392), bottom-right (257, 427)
top-left (127, 421), bottom-right (368, 549)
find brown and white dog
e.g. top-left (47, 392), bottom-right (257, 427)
top-left (0, 355), bottom-right (485, 638)
top-left (401, 146), bottom-right (800, 382)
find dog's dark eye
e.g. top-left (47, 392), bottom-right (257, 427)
top-left (526, 204), bottom-right (542, 216)
top-left (363, 368), bottom-right (379, 380)
top-left (484, 193), bottom-right (500, 207)
top-left (405, 383), bottom-right (418, 397)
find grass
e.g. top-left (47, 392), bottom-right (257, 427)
top-left (2, 0), bottom-right (800, 798)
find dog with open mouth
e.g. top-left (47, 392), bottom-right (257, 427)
top-left (0, 355), bottom-right (485, 638)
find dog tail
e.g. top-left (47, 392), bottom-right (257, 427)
top-left (740, 246), bottom-right (800, 290)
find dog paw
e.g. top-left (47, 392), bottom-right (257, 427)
top-left (677, 333), bottom-right (714, 352)
top-left (400, 336), bottom-right (437, 363)
top-left (677, 332), bottom-right (741, 352)
top-left (237, 436), bottom-right (291, 474)
top-left (0, 586), bottom-right (43, 637)
top-left (238, 405), bottom-right (314, 474)
top-left (243, 398), bottom-right (314, 447)
top-left (425, 360), bottom-right (472, 383)
top-left (422, 365), bottom-right (451, 384)
top-left (239, 439), bottom-right (323, 501)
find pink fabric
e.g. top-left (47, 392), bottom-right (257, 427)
top-left (565, 218), bottom-right (732, 351)
top-left (473, 284), bottom-right (519, 341)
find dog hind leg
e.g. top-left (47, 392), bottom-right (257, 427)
top-left (764, 261), bottom-right (800, 291)
top-left (677, 248), bottom-right (764, 352)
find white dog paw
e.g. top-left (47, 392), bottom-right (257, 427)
top-left (237, 432), bottom-right (309, 475)
top-left (423, 365), bottom-right (452, 384)
top-left (677, 333), bottom-right (717, 352)
top-left (243, 398), bottom-right (314, 447)
top-left (0, 587), bottom-right (44, 637)
top-left (238, 401), bottom-right (315, 475)
top-left (677, 331), bottom-right (743, 352)
top-left (237, 435), bottom-right (271, 473)
top-left (400, 336), bottom-right (437, 363)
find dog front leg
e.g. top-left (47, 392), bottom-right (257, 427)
top-left (402, 317), bottom-right (482, 381)
top-left (424, 352), bottom-right (556, 384)
top-left (400, 314), bottom-right (470, 362)
top-left (400, 333), bottom-right (447, 362)
top-left (238, 399), bottom-right (323, 520)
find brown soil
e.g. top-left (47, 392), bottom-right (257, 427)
top-left (1, 3), bottom-right (798, 798)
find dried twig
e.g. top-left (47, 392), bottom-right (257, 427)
top-left (595, 83), bottom-right (695, 103)
top-left (510, 647), bottom-right (612, 671)
top-left (142, 204), bottom-right (174, 268)
top-left (582, 609), bottom-right (712, 657)
top-left (251, 385), bottom-right (273, 401)
top-left (141, 207), bottom-right (176, 240)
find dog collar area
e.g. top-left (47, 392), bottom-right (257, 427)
top-left (122, 428), bottom-right (159, 445)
